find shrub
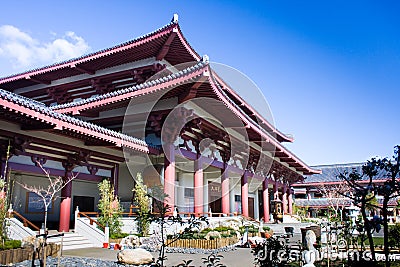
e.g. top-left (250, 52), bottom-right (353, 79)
top-left (0, 240), bottom-right (21, 250)
top-left (97, 179), bottom-right (122, 237)
top-left (263, 226), bottom-right (270, 231)
top-left (389, 223), bottom-right (400, 249)
top-left (134, 173), bottom-right (150, 236)
top-left (109, 232), bottom-right (129, 239)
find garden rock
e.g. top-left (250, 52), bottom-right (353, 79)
top-left (120, 235), bottom-right (141, 248)
top-left (205, 231), bottom-right (222, 240)
top-left (117, 248), bottom-right (154, 265)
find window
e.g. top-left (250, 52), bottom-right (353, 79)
top-left (184, 188), bottom-right (194, 198)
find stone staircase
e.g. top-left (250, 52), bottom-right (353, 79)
top-left (49, 231), bottom-right (95, 250)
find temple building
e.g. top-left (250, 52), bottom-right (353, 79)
top-left (293, 163), bottom-right (400, 220)
top-left (0, 15), bottom-right (319, 232)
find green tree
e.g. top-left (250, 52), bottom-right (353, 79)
top-left (97, 179), bottom-right (122, 236)
top-left (339, 145), bottom-right (400, 267)
top-left (134, 172), bottom-right (150, 236)
top-left (365, 192), bottom-right (379, 213)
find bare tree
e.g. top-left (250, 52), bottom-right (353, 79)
top-left (16, 162), bottom-right (78, 267)
top-left (16, 162), bottom-right (78, 232)
top-left (315, 182), bottom-right (351, 220)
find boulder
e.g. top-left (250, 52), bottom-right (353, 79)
top-left (120, 235), bottom-right (141, 249)
top-left (117, 248), bottom-right (154, 265)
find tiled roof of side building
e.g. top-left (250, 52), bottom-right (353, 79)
top-left (295, 196), bottom-right (399, 207)
top-left (0, 88), bottom-right (156, 153)
top-left (298, 162), bottom-right (393, 184)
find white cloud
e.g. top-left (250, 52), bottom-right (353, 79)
top-left (0, 25), bottom-right (90, 73)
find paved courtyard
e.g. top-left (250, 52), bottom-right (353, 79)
top-left (63, 247), bottom-right (255, 266)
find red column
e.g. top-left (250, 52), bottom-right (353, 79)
top-left (282, 184), bottom-right (288, 214)
top-left (288, 188), bottom-right (293, 215)
top-left (164, 143), bottom-right (175, 212)
top-left (221, 166), bottom-right (230, 215)
top-left (59, 172), bottom-right (72, 232)
top-left (263, 179), bottom-right (270, 222)
top-left (241, 173), bottom-right (249, 217)
top-left (112, 164), bottom-right (119, 196)
top-left (194, 157), bottom-right (204, 216)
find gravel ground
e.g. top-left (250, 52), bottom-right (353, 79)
top-left (10, 247), bottom-right (254, 267)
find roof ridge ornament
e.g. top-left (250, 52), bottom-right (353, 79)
top-left (202, 55), bottom-right (209, 63)
top-left (172, 14), bottom-right (179, 23)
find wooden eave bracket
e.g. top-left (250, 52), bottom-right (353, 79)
top-left (156, 29), bottom-right (178, 61)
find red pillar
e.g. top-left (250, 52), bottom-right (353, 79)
top-left (282, 184), bottom-right (288, 214)
top-left (241, 173), bottom-right (249, 217)
top-left (194, 157), bottom-right (204, 216)
top-left (221, 166), bottom-right (230, 215)
top-left (263, 179), bottom-right (270, 222)
top-left (164, 143), bottom-right (175, 212)
top-left (288, 188), bottom-right (293, 215)
top-left (59, 172), bottom-right (72, 232)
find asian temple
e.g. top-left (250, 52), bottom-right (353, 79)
top-left (0, 15), bottom-right (320, 233)
top-left (293, 163), bottom-right (400, 220)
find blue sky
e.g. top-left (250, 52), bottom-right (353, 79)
top-left (0, 1), bottom-right (399, 166)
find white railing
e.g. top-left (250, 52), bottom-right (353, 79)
top-left (6, 217), bottom-right (36, 240)
top-left (74, 208), bottom-right (108, 247)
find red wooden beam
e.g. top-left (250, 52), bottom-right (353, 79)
top-left (156, 30), bottom-right (177, 61)
top-left (178, 79), bottom-right (205, 103)
top-left (70, 64), bottom-right (95, 75)
top-left (9, 162), bottom-right (104, 182)
top-left (25, 76), bottom-right (51, 85)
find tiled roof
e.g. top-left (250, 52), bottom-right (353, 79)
top-left (295, 197), bottom-right (399, 207)
top-left (0, 20), bottom-right (181, 84)
top-left (295, 198), bottom-right (352, 207)
top-left (51, 61), bottom-right (207, 111)
top-left (298, 163), bottom-right (392, 184)
top-left (0, 88), bottom-right (154, 153)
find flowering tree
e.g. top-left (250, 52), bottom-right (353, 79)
top-left (97, 179), bottom-right (122, 237)
top-left (315, 182), bottom-right (350, 221)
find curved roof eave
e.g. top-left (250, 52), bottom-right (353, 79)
top-left (206, 67), bottom-right (320, 175)
top-left (212, 72), bottom-right (294, 143)
top-left (0, 88), bottom-right (157, 155)
top-left (0, 19), bottom-right (201, 85)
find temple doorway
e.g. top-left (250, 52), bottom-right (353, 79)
top-left (249, 197), bottom-right (255, 218)
top-left (208, 182), bottom-right (222, 214)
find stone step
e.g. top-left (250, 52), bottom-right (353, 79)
top-left (48, 232), bottom-right (95, 250)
